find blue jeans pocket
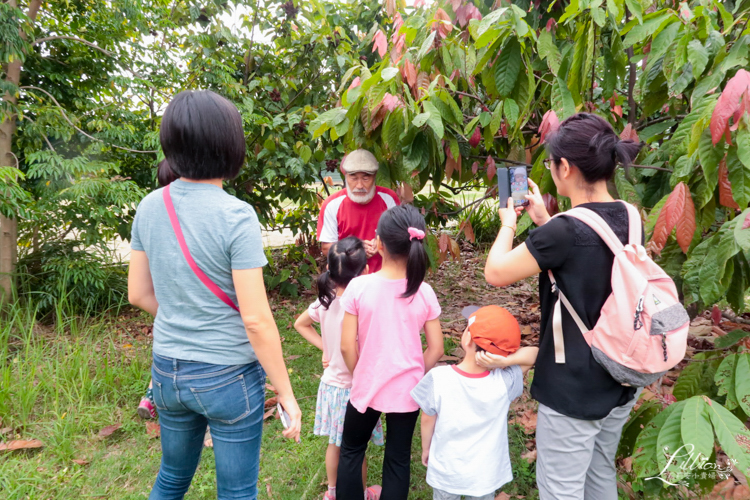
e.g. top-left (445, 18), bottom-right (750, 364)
top-left (151, 379), bottom-right (168, 411)
top-left (190, 374), bottom-right (251, 424)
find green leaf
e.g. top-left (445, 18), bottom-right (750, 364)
top-left (381, 67), bottom-right (399, 81)
top-left (383, 110), bottom-right (404, 153)
top-left (698, 128), bottom-right (723, 190)
top-left (567, 23), bottom-right (588, 103)
top-left (464, 116), bottom-right (480, 136)
top-left (537, 29), bottom-right (562, 75)
top-left (715, 329), bottom-right (750, 349)
top-left (737, 126), bottom-right (750, 170)
top-left (650, 21), bottom-right (681, 61)
top-left (623, 12), bottom-right (673, 48)
top-left (503, 98), bottom-right (519, 129)
top-left (494, 38), bottom-right (522, 98)
top-left (735, 353), bottom-right (750, 418)
top-left (551, 77), bottom-right (576, 119)
top-left (413, 113), bottom-right (430, 128)
top-left (681, 397), bottom-right (714, 462)
top-left (656, 400), bottom-right (686, 475)
top-left (614, 169), bottom-right (640, 206)
top-left (299, 145), bottom-right (312, 164)
top-left (618, 399), bottom-right (662, 458)
top-left (706, 396), bottom-right (750, 476)
top-left (416, 31), bottom-right (437, 62)
top-left (699, 227), bottom-right (740, 305)
top-left (687, 40), bottom-right (709, 79)
top-left (633, 402), bottom-right (678, 478)
top-left (715, 353), bottom-right (739, 410)
top-left (727, 146), bottom-right (750, 209)
top-left (422, 101), bottom-right (444, 138)
top-left (490, 101), bottom-right (504, 137)
top-left (673, 362), bottom-right (707, 400)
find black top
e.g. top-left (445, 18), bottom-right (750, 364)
top-left (525, 202), bottom-right (639, 420)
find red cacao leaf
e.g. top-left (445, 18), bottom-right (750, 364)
top-left (413, 0), bottom-right (426, 6)
top-left (450, 0), bottom-right (461, 11)
top-left (438, 233), bottom-right (449, 253)
top-left (393, 12), bottom-right (404, 31)
top-left (397, 182), bottom-right (414, 203)
top-left (401, 59), bottom-right (417, 89)
top-left (415, 71), bottom-right (431, 100)
top-left (675, 187), bottom-right (695, 253)
top-left (545, 18), bottom-right (557, 32)
top-left (718, 158), bottom-right (739, 209)
top-left (710, 69), bottom-right (750, 145)
top-left (348, 77), bottom-right (361, 90)
top-left (97, 423), bottom-right (121, 438)
top-left (463, 220), bottom-right (476, 243)
top-left (469, 127), bottom-right (481, 147)
top-left (471, 161), bottom-right (479, 175)
top-left (445, 157), bottom-right (456, 180)
top-left (434, 8), bottom-right (453, 38)
top-left (732, 89), bottom-right (750, 129)
top-left (486, 156), bottom-right (496, 181)
top-left (146, 421), bottom-right (161, 439)
top-left (448, 237), bottom-right (461, 260)
top-left (384, 0), bottom-right (397, 17)
top-left (455, 3), bottom-right (482, 27)
top-left (650, 183), bottom-right (687, 256)
top-left (613, 105), bottom-right (623, 118)
top-left (539, 110), bottom-right (560, 144)
top-left (711, 305), bottom-right (722, 326)
top-left (620, 123), bottom-right (639, 142)
top-left (372, 30), bottom-right (388, 58)
top-left (264, 396), bottom-right (278, 409)
top-left (0, 439), bottom-right (44, 451)
top-left (391, 33), bottom-right (405, 63)
top-left (542, 193), bottom-right (559, 216)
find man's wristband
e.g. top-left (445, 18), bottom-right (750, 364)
top-left (501, 224), bottom-right (516, 233)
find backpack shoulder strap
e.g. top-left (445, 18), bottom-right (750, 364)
top-left (619, 200), bottom-right (643, 246)
top-left (548, 270), bottom-right (590, 364)
top-left (559, 207), bottom-right (625, 254)
top-left (163, 185), bottom-right (240, 312)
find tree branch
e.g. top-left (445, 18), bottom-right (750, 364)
top-left (636, 114), bottom-right (686, 131)
top-left (243, 0), bottom-right (260, 86)
top-left (628, 164), bottom-right (673, 172)
top-left (468, 155), bottom-right (532, 168)
top-left (438, 193), bottom-right (493, 216)
top-left (450, 90), bottom-right (486, 107)
top-left (21, 86), bottom-right (158, 154)
top-left (31, 35), bottom-right (114, 56)
top-left (19, 115), bottom-right (56, 152)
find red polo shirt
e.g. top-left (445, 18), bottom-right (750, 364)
top-left (316, 187), bottom-right (400, 272)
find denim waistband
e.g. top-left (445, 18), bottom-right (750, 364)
top-left (152, 352), bottom-right (258, 380)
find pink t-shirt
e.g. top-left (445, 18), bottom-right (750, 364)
top-left (340, 273), bottom-right (442, 413)
top-left (307, 297), bottom-right (352, 389)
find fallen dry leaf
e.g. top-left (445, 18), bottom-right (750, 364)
top-left (72, 458), bottom-right (90, 466)
top-left (521, 449), bottom-right (537, 463)
top-left (0, 439), bottom-right (44, 451)
top-left (495, 493), bottom-right (511, 500)
top-left (146, 421), bottom-right (160, 439)
top-left (0, 427), bottom-right (12, 435)
top-left (510, 408), bottom-right (537, 434)
top-left (264, 397), bottom-right (278, 409)
top-left (266, 481), bottom-right (274, 499)
top-left (98, 423), bottom-right (121, 438)
top-left (621, 456), bottom-right (633, 472)
top-left (263, 407), bottom-right (276, 420)
top-left (265, 383), bottom-right (277, 394)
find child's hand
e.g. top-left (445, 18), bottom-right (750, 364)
top-left (421, 448), bottom-right (429, 467)
top-left (476, 351), bottom-right (511, 369)
top-left (321, 354), bottom-right (329, 369)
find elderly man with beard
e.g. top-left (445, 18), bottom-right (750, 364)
top-left (317, 149), bottom-right (399, 273)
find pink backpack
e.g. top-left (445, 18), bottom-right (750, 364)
top-left (549, 201), bottom-right (688, 387)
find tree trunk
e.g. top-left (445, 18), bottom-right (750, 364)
top-left (0, 0), bottom-right (43, 301)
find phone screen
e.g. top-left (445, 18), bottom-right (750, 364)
top-left (496, 166), bottom-right (510, 209)
top-left (510, 167), bottom-right (529, 207)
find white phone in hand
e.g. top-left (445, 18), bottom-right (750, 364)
top-left (277, 402), bottom-right (291, 429)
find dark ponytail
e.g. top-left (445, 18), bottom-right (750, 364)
top-left (546, 113), bottom-right (643, 183)
top-left (317, 236), bottom-right (367, 309)
top-left (376, 205), bottom-right (428, 298)
top-left (157, 159), bottom-right (179, 187)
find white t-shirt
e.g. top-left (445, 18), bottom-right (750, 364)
top-left (410, 364), bottom-right (524, 497)
top-left (307, 297), bottom-right (351, 388)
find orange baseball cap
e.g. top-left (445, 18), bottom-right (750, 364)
top-left (461, 305), bottom-right (521, 356)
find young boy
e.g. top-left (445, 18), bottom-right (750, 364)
top-left (410, 305), bottom-right (538, 500)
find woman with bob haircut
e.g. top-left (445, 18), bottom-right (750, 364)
top-left (128, 90), bottom-right (302, 499)
top-left (481, 113), bottom-right (643, 500)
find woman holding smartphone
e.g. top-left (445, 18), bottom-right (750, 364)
top-left (481, 113), bottom-right (642, 500)
top-left (128, 90), bottom-right (301, 499)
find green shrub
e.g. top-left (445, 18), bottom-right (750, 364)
top-left (16, 241), bottom-right (127, 318)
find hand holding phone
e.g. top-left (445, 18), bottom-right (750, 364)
top-left (509, 167), bottom-right (529, 207)
top-left (277, 402), bottom-right (291, 430)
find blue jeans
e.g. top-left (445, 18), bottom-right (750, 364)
top-left (149, 353), bottom-right (265, 500)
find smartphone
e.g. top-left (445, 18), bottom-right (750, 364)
top-left (510, 166), bottom-right (529, 207)
top-left (497, 166), bottom-right (510, 208)
top-left (277, 402), bottom-right (291, 429)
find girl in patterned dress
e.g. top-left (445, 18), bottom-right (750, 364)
top-left (295, 237), bottom-right (383, 500)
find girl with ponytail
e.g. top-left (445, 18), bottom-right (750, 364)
top-left (336, 205), bottom-right (444, 500)
top-left (294, 237), bottom-right (384, 500)
top-left (483, 113), bottom-right (644, 500)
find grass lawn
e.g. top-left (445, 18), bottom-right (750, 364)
top-left (1, 259), bottom-right (539, 500)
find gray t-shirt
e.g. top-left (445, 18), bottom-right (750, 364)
top-left (131, 179), bottom-right (268, 365)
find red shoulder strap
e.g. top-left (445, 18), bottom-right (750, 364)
top-left (163, 184), bottom-right (240, 312)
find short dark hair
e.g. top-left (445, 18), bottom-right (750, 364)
top-left (317, 237), bottom-right (368, 309)
top-left (546, 113), bottom-right (643, 183)
top-left (156, 159), bottom-right (178, 187)
top-left (376, 205), bottom-right (429, 298)
top-left (159, 90), bottom-right (246, 180)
